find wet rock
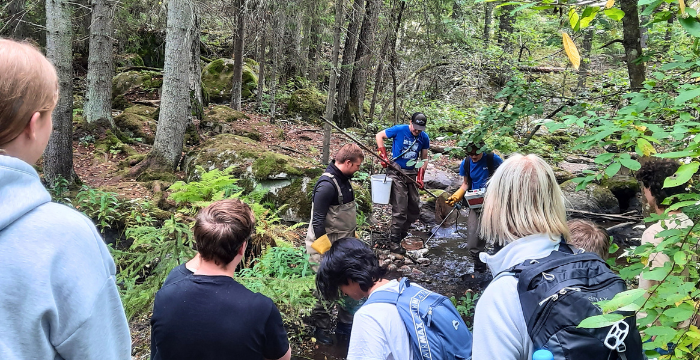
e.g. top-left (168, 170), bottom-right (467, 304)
top-left (393, 254), bottom-right (405, 261)
top-left (401, 237), bottom-right (424, 251)
top-left (408, 248), bottom-right (429, 259)
top-left (411, 268), bottom-right (425, 276)
top-left (393, 260), bottom-right (403, 266)
top-left (201, 58), bottom-right (258, 103)
top-left (382, 259), bottom-right (392, 267)
top-left (403, 258), bottom-right (414, 265)
top-left (387, 264), bottom-right (398, 272)
top-left (557, 161), bottom-right (597, 177)
top-left (399, 265), bottom-right (412, 274)
top-left (560, 180), bottom-right (620, 214)
top-left (600, 175), bottom-right (641, 212)
top-left (424, 164), bottom-right (454, 190)
top-left (388, 255), bottom-right (395, 261)
top-left (417, 258), bottom-right (431, 266)
top-left (287, 88), bottom-right (325, 124)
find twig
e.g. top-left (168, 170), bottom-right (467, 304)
top-left (271, 145), bottom-right (306, 156)
top-left (606, 222), bottom-right (637, 233)
top-left (567, 209), bottom-right (642, 222)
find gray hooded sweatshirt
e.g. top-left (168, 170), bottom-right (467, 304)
top-left (0, 155), bottom-right (130, 359)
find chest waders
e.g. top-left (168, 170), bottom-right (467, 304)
top-left (305, 173), bottom-right (357, 268)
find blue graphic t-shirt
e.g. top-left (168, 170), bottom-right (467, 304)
top-left (459, 153), bottom-right (503, 190)
top-left (384, 125), bottom-right (430, 170)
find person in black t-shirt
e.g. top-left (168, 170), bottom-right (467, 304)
top-left (150, 199), bottom-right (291, 360)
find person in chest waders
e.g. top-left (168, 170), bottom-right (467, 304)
top-left (445, 142), bottom-right (503, 273)
top-left (306, 144), bottom-right (364, 345)
top-left (375, 112), bottom-right (430, 254)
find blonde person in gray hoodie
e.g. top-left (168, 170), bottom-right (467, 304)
top-left (472, 154), bottom-right (569, 360)
top-left (0, 38), bottom-right (130, 359)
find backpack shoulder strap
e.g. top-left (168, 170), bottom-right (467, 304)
top-left (487, 152), bottom-right (495, 177)
top-left (362, 278), bottom-right (408, 306)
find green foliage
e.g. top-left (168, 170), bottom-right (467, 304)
top-left (168, 166), bottom-right (242, 207)
top-left (112, 216), bottom-right (195, 319)
top-left (450, 292), bottom-right (480, 328)
top-left (75, 186), bottom-right (124, 231)
top-left (48, 175), bottom-right (71, 204)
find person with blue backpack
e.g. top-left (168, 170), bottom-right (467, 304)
top-left (316, 237), bottom-right (472, 360)
top-left (472, 154), bottom-right (644, 360)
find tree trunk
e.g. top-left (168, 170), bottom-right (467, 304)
top-left (483, 2), bottom-right (493, 45)
top-left (145, 0), bottom-right (193, 171)
top-left (3, 0), bottom-right (28, 39)
top-left (335, 0), bottom-right (365, 123)
top-left (84, 0), bottom-right (116, 128)
top-left (307, 1), bottom-right (322, 85)
top-left (620, 0), bottom-right (646, 89)
top-left (269, 9), bottom-right (285, 120)
top-left (257, 22), bottom-right (266, 111)
top-left (231, 0), bottom-right (245, 110)
top-left (576, 26), bottom-right (594, 90)
top-left (368, 37), bottom-right (387, 122)
top-left (497, 3), bottom-right (515, 53)
top-left (662, 10), bottom-right (675, 54)
top-left (390, 1), bottom-right (405, 124)
top-left (322, 0), bottom-right (345, 165)
top-left (341, 0), bottom-right (381, 127)
top-left (189, 9), bottom-right (203, 119)
top-left (44, 0), bottom-right (76, 185)
top-left (282, 12), bottom-right (302, 82)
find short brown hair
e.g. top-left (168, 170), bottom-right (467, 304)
top-left (0, 38), bottom-right (58, 146)
top-left (567, 219), bottom-right (610, 259)
top-left (335, 143), bottom-right (364, 163)
top-left (193, 199), bottom-right (255, 266)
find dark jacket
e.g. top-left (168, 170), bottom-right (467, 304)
top-left (311, 162), bottom-right (354, 238)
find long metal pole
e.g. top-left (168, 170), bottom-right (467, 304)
top-left (321, 117), bottom-right (439, 200)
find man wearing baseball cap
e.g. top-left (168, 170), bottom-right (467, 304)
top-left (375, 113), bottom-right (430, 254)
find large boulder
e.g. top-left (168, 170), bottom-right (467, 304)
top-left (287, 88), bottom-right (325, 124)
top-left (200, 105), bottom-right (261, 140)
top-left (201, 58), bottom-right (258, 103)
top-left (424, 163), bottom-right (457, 190)
top-left (184, 134), bottom-right (322, 221)
top-left (111, 71), bottom-right (162, 109)
top-left (113, 109), bottom-right (157, 144)
top-left (560, 180), bottom-right (620, 214)
top-left (601, 174), bottom-right (640, 212)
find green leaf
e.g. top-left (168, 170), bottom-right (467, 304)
top-left (637, 138), bottom-right (655, 156)
top-left (595, 153), bottom-right (615, 164)
top-left (578, 313), bottom-right (625, 328)
top-left (673, 250), bottom-right (687, 266)
top-left (655, 150), bottom-right (700, 158)
top-left (511, 2), bottom-right (537, 13)
top-left (643, 267), bottom-right (669, 281)
top-left (569, 8), bottom-right (580, 30)
top-left (599, 289), bottom-right (646, 313)
top-left (645, 326), bottom-right (678, 344)
top-left (674, 87), bottom-right (700, 106)
top-left (667, 200), bottom-right (699, 211)
top-left (609, 243), bottom-right (619, 254)
top-left (604, 8), bottom-right (625, 21)
top-left (638, 0), bottom-right (658, 5)
top-left (620, 157), bottom-right (641, 171)
top-left (605, 161), bottom-right (621, 178)
top-left (680, 16), bottom-right (700, 38)
top-left (663, 162), bottom-right (699, 188)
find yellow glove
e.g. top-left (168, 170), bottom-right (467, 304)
top-left (446, 188), bottom-right (466, 206)
top-left (311, 234), bottom-right (332, 254)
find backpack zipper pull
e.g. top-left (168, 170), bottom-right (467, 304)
top-left (427, 307), bottom-right (433, 327)
top-left (538, 287), bottom-right (581, 306)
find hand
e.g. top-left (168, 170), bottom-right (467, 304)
top-left (446, 188), bottom-right (466, 206)
top-left (378, 146), bottom-right (390, 168)
top-left (417, 167), bottom-right (426, 189)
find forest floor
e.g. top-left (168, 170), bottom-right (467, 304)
top-left (71, 102), bottom-right (466, 360)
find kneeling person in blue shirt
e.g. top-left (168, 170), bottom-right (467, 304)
top-left (150, 199), bottom-right (291, 360)
top-left (446, 143), bottom-right (503, 272)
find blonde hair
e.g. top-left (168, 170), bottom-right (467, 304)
top-left (480, 153), bottom-right (569, 246)
top-left (567, 219), bottom-right (610, 259)
top-left (0, 38), bottom-right (58, 147)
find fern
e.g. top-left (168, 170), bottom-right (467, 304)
top-left (168, 166), bottom-right (241, 205)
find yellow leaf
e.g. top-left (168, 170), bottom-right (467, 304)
top-left (606, 0), bottom-right (615, 9)
top-left (680, 0), bottom-right (686, 14)
top-left (562, 33), bottom-right (581, 70)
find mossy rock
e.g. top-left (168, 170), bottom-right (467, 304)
top-left (94, 130), bottom-right (139, 158)
top-left (203, 105), bottom-right (249, 123)
top-left (184, 134), bottom-right (321, 181)
top-left (201, 58), bottom-right (258, 103)
top-left (264, 177), bottom-right (314, 223)
top-left (560, 180), bottom-right (620, 214)
top-left (118, 154), bottom-right (147, 169)
top-left (112, 70), bottom-right (162, 99)
top-left (116, 53), bottom-right (145, 68)
top-left (552, 166), bottom-right (575, 184)
top-left (113, 112), bottom-right (156, 144)
top-left (287, 88), bottom-right (326, 124)
top-left (123, 104), bottom-right (159, 119)
top-left (601, 175), bottom-right (640, 211)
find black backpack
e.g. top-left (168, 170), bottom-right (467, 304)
top-left (466, 152), bottom-right (498, 189)
top-left (497, 242), bottom-right (645, 360)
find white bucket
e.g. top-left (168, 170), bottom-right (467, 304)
top-left (370, 174), bottom-right (393, 204)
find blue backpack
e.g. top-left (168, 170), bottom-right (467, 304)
top-left (363, 278), bottom-right (473, 360)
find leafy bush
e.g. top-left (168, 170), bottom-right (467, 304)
top-left (75, 186), bottom-right (124, 231)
